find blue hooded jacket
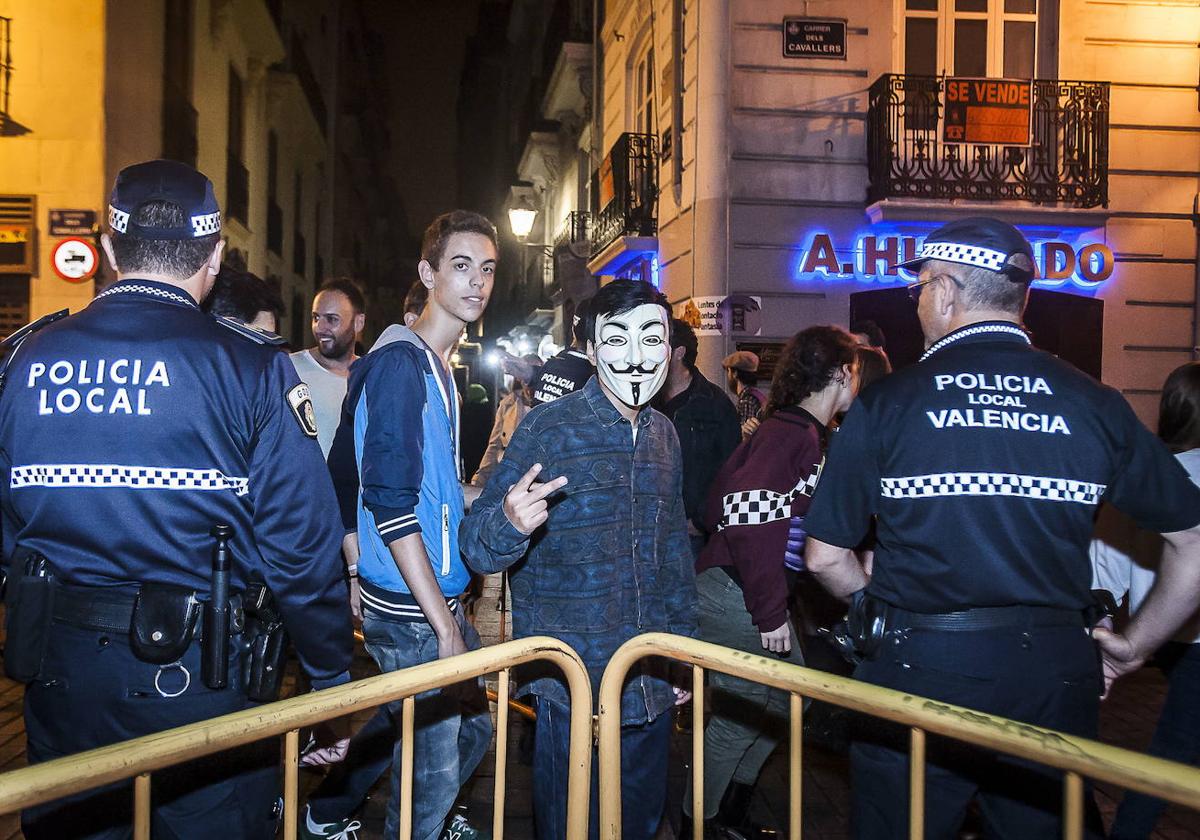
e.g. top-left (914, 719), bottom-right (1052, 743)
top-left (344, 325), bottom-right (469, 616)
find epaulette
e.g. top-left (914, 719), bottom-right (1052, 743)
top-left (214, 315), bottom-right (287, 346)
top-left (0, 309), bottom-right (69, 396)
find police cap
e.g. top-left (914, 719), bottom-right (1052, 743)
top-left (108, 159), bottom-right (221, 241)
top-left (898, 217), bottom-right (1035, 282)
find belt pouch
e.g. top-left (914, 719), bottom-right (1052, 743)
top-left (242, 583), bottom-right (289, 702)
top-left (3, 553), bottom-right (55, 682)
top-left (243, 619), bottom-right (289, 702)
top-left (130, 583), bottom-right (200, 665)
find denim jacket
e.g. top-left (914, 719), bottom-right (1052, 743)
top-left (460, 377), bottom-right (698, 724)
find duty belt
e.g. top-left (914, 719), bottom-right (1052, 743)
top-left (889, 603), bottom-right (1084, 631)
top-left (52, 584), bottom-right (244, 636)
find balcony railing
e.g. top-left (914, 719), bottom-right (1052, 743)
top-left (555, 211), bottom-right (591, 250)
top-left (590, 132), bottom-right (658, 258)
top-left (867, 74), bottom-right (1109, 208)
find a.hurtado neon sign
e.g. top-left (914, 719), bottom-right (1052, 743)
top-left (796, 230), bottom-right (1115, 291)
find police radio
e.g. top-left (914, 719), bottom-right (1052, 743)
top-left (202, 524), bottom-right (234, 689)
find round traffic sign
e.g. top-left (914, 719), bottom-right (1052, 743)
top-left (51, 237), bottom-right (99, 283)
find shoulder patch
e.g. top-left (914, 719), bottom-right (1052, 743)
top-left (214, 315), bottom-right (286, 346)
top-left (287, 383), bottom-right (319, 439)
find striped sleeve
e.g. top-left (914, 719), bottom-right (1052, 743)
top-left (359, 346), bottom-right (425, 546)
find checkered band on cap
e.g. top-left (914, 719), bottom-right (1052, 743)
top-left (191, 212), bottom-right (221, 237)
top-left (108, 206), bottom-right (130, 234)
top-left (918, 241), bottom-right (1008, 272)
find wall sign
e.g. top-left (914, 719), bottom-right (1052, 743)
top-left (943, 77), bottom-right (1033, 145)
top-left (796, 229), bottom-right (1115, 290)
top-left (48, 209), bottom-right (97, 237)
top-left (678, 295), bottom-right (762, 336)
top-left (782, 17), bottom-right (847, 60)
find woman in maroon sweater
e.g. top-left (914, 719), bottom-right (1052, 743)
top-left (685, 326), bottom-right (859, 838)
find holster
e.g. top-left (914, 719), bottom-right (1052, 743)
top-left (241, 582), bottom-right (289, 702)
top-left (3, 549), bottom-right (55, 683)
top-left (130, 583), bottom-right (200, 665)
top-left (820, 589), bottom-right (890, 666)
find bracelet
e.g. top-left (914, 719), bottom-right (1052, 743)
top-left (346, 563), bottom-right (358, 576)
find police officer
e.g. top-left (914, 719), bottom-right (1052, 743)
top-left (803, 217), bottom-right (1200, 839)
top-left (0, 160), bottom-right (354, 839)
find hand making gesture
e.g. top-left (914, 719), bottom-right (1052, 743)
top-left (503, 463), bottom-right (568, 534)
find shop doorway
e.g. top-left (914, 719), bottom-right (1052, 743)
top-left (848, 287), bottom-right (1103, 378)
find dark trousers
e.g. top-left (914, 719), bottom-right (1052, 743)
top-left (22, 623), bottom-right (277, 840)
top-left (851, 622), bottom-right (1105, 840)
top-left (1111, 641), bottom-right (1200, 839)
top-left (532, 698), bottom-right (671, 840)
top-left (307, 705), bottom-right (393, 824)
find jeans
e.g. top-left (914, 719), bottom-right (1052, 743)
top-left (532, 698), bottom-right (671, 840)
top-left (684, 567), bottom-right (805, 819)
top-left (22, 623), bottom-right (277, 840)
top-left (362, 606), bottom-right (493, 840)
top-left (851, 621), bottom-right (1105, 840)
top-left (1110, 641), bottom-right (1200, 839)
top-left (307, 705), bottom-right (394, 824)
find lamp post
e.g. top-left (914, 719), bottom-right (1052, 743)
top-left (508, 191), bottom-right (538, 289)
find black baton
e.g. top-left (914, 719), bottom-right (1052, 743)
top-left (202, 523), bottom-right (233, 689)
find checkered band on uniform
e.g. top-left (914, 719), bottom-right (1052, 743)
top-left (11, 464), bottom-right (250, 497)
top-left (108, 205), bottom-right (130, 234)
top-left (191, 212), bottom-right (221, 237)
top-left (720, 460), bottom-right (823, 528)
top-left (880, 472), bottom-right (1106, 505)
top-left (918, 242), bottom-right (1008, 272)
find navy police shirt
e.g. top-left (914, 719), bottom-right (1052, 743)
top-left (0, 280), bottom-right (352, 686)
top-left (806, 321), bottom-right (1200, 613)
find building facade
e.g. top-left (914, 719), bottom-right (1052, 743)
top-left (0, 0), bottom-right (406, 346)
top-left (587, 0), bottom-right (1199, 426)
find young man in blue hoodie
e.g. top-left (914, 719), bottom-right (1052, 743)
top-left (311, 211), bottom-right (496, 840)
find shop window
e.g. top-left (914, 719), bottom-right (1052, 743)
top-left (899, 0), bottom-right (1038, 78)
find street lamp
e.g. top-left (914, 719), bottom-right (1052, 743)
top-left (508, 197), bottom-right (537, 240)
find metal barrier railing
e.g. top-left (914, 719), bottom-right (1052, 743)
top-left (0, 636), bottom-right (593, 840)
top-left (597, 632), bottom-right (1200, 840)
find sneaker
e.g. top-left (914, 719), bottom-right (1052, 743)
top-left (297, 803), bottom-right (362, 840)
top-left (441, 806), bottom-right (489, 840)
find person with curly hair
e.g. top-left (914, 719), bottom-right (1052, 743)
top-left (684, 325), bottom-right (860, 839)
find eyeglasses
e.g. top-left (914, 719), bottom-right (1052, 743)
top-left (906, 274), bottom-right (964, 303)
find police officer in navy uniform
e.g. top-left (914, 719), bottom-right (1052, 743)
top-left (804, 217), bottom-right (1200, 839)
top-left (0, 160), bottom-right (354, 839)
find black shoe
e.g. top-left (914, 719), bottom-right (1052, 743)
top-left (715, 783), bottom-right (778, 840)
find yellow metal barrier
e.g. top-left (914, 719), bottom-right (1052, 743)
top-left (0, 636), bottom-right (593, 840)
top-left (597, 632), bottom-right (1200, 840)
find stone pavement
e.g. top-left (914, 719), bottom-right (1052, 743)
top-left (0, 577), bottom-right (1197, 838)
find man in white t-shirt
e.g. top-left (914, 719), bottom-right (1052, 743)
top-left (290, 279), bottom-right (366, 458)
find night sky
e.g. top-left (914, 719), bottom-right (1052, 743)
top-left (365, 0), bottom-right (483, 239)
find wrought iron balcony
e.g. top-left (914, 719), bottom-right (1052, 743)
top-left (555, 211), bottom-right (591, 250)
top-left (867, 74), bottom-right (1109, 208)
top-left (590, 132), bottom-right (658, 259)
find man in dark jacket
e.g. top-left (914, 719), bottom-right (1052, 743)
top-left (659, 319), bottom-right (742, 556)
top-left (461, 279), bottom-right (696, 840)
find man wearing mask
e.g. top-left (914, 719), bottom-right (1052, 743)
top-left (291, 279), bottom-right (366, 458)
top-left (461, 278), bottom-right (697, 840)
